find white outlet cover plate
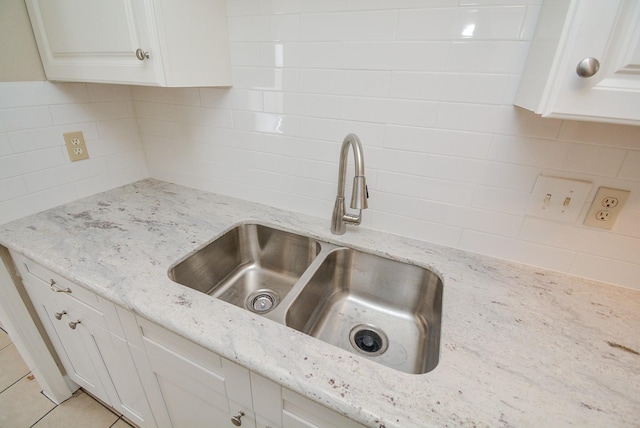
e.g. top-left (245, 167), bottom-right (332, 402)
top-left (526, 176), bottom-right (592, 223)
top-left (583, 186), bottom-right (630, 230)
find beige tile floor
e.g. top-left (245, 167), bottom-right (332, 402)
top-left (0, 328), bottom-right (134, 428)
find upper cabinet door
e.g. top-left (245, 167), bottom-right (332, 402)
top-left (25, 0), bottom-right (232, 87)
top-left (514, 0), bottom-right (640, 125)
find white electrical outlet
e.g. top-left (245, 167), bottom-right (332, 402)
top-left (63, 131), bottom-right (89, 161)
top-left (526, 176), bottom-right (592, 223)
top-left (583, 187), bottom-right (630, 230)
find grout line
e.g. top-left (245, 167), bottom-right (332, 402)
top-left (0, 371), bottom-right (31, 395)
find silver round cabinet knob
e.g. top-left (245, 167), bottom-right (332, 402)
top-left (576, 57), bottom-right (600, 78)
top-left (230, 410), bottom-right (244, 426)
top-left (135, 48), bottom-right (150, 61)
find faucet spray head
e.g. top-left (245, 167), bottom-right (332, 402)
top-left (351, 176), bottom-right (368, 210)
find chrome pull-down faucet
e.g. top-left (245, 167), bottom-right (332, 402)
top-left (331, 133), bottom-right (368, 235)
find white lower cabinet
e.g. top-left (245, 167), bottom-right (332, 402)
top-left (13, 252), bottom-right (156, 428)
top-left (131, 316), bottom-right (257, 427)
top-left (12, 252), bottom-right (364, 428)
top-left (128, 317), bottom-right (364, 428)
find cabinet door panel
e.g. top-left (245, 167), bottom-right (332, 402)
top-left (37, 0), bottom-right (140, 54)
top-left (97, 333), bottom-right (156, 427)
top-left (515, 0), bottom-right (640, 124)
top-left (26, 0), bottom-right (162, 85)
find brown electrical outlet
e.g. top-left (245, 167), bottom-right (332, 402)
top-left (63, 131), bottom-right (89, 161)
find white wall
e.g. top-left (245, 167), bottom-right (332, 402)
top-left (0, 0), bottom-right (45, 82)
top-left (0, 82), bottom-right (148, 225)
top-left (134, 1), bottom-right (640, 289)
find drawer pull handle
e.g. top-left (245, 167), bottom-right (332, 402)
top-left (230, 410), bottom-right (244, 426)
top-left (68, 320), bottom-right (81, 330)
top-left (50, 280), bottom-right (71, 293)
top-left (54, 311), bottom-right (67, 320)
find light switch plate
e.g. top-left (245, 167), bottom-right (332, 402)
top-left (526, 176), bottom-right (592, 223)
top-left (583, 187), bottom-right (630, 230)
top-left (63, 131), bottom-right (89, 162)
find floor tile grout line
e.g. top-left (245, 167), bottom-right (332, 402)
top-left (0, 371), bottom-right (32, 395)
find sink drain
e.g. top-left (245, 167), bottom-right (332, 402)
top-left (349, 324), bottom-right (388, 356)
top-left (245, 289), bottom-right (280, 314)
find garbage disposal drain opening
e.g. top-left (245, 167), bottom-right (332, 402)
top-left (349, 324), bottom-right (388, 356)
top-left (245, 289), bottom-right (280, 314)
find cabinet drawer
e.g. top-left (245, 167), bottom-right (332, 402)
top-left (15, 254), bottom-right (100, 310)
top-left (282, 389), bottom-right (364, 428)
top-left (137, 317), bottom-right (224, 377)
top-left (22, 272), bottom-right (106, 329)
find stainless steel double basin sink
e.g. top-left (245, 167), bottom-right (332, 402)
top-left (168, 224), bottom-right (443, 374)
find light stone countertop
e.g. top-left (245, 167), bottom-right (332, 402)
top-left (0, 179), bottom-right (638, 428)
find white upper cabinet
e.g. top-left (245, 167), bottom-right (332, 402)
top-left (515, 0), bottom-right (640, 125)
top-left (25, 0), bottom-right (232, 87)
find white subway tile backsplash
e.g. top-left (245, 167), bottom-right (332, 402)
top-left (0, 81), bottom-right (148, 225)
top-left (200, 88), bottom-right (263, 111)
top-left (87, 84), bottom-right (131, 102)
top-left (8, 123), bottom-right (99, 153)
top-left (397, 8), bottom-right (458, 41)
top-left (129, 86), bottom-right (200, 106)
top-left (176, 105), bottom-right (233, 128)
top-left (24, 158), bottom-right (110, 193)
top-left (367, 209), bottom-right (462, 247)
top-left (300, 11), bottom-right (397, 41)
top-left (86, 135), bottom-right (143, 158)
top-left (455, 6), bottom-right (527, 40)
top-left (552, 144), bottom-right (627, 178)
top-left (384, 125), bottom-right (492, 158)
top-left (301, 69), bottom-right (391, 97)
top-left (229, 42), bottom-right (263, 66)
top-left (96, 118), bottom-right (140, 138)
top-left (0, 134), bottom-right (12, 156)
top-left (233, 111), bottom-right (300, 134)
top-left (557, 120), bottom-right (640, 149)
top-left (0, 184), bottom-right (79, 226)
top-left (299, 117), bottom-right (386, 147)
top-left (424, 155), bottom-right (486, 183)
top-left (436, 103), bottom-right (502, 133)
top-left (0, 177), bottom-right (28, 202)
top-left (460, 230), bottom-right (576, 271)
top-left (472, 185), bottom-right (531, 215)
top-left (0, 148), bottom-right (66, 180)
top-left (374, 148), bottom-right (428, 176)
top-left (390, 72), bottom-right (508, 104)
top-left (0, 82), bottom-right (89, 108)
top-left (0, 106), bottom-right (53, 132)
top-left (377, 171), bottom-right (476, 205)
top-left (50, 101), bottom-right (134, 125)
top-left (477, 161), bottom-right (541, 191)
top-left (296, 94), bottom-right (341, 119)
top-left (232, 67), bottom-right (301, 91)
top-left (74, 165), bottom-right (148, 199)
top-left (3, 2), bottom-right (637, 288)
top-left (449, 206), bottom-right (524, 237)
top-left (494, 107), bottom-right (562, 139)
top-left (340, 97), bottom-right (439, 127)
top-left (619, 151), bottom-right (640, 181)
top-left (446, 41), bottom-right (528, 73)
top-left (136, 118), bottom-right (182, 139)
top-left (520, 217), bottom-right (640, 266)
top-left (342, 42), bottom-right (449, 72)
top-left (570, 255), bottom-right (640, 290)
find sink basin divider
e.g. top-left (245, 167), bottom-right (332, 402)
top-left (260, 242), bottom-right (342, 324)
